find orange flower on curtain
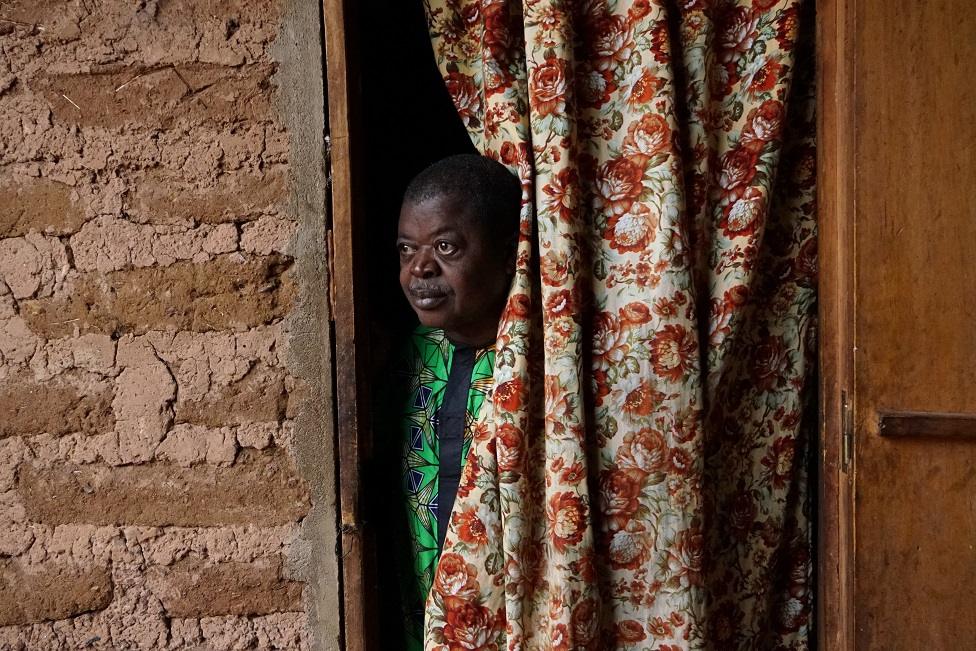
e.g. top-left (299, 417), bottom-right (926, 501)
top-left (424, 1), bottom-right (816, 649)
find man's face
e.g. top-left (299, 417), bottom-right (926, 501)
top-left (397, 193), bottom-right (514, 347)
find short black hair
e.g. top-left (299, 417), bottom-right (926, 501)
top-left (403, 154), bottom-right (521, 246)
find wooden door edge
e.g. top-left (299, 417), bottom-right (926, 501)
top-left (816, 0), bottom-right (857, 647)
top-left (322, 0), bottom-right (372, 649)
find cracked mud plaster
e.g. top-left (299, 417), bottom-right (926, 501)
top-left (0, 233), bottom-right (69, 299)
top-left (0, 0), bottom-right (332, 646)
top-left (110, 340), bottom-right (177, 465)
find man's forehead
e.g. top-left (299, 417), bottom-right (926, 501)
top-left (399, 194), bottom-right (485, 231)
top-left (401, 191), bottom-right (469, 213)
top-left (397, 222), bottom-right (465, 239)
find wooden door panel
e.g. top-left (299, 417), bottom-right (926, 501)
top-left (853, 0), bottom-right (976, 647)
top-left (855, 438), bottom-right (976, 647)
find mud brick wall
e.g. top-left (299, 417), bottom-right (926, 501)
top-left (0, 1), bottom-right (339, 649)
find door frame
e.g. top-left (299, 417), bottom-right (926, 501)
top-left (322, 0), bottom-right (375, 649)
top-left (324, 0), bottom-right (855, 647)
top-left (816, 0), bottom-right (855, 647)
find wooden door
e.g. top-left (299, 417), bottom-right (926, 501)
top-left (820, 0), bottom-right (976, 647)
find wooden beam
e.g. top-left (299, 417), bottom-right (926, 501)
top-left (816, 0), bottom-right (856, 647)
top-left (879, 412), bottom-right (976, 439)
top-left (321, 1), bottom-right (374, 649)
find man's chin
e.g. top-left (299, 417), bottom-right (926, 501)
top-left (414, 309), bottom-right (448, 330)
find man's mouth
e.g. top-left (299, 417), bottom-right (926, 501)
top-left (409, 287), bottom-right (448, 309)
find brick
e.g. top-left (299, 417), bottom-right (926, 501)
top-left (112, 354), bottom-right (178, 465)
top-left (14, 0), bottom-right (284, 25)
top-left (20, 254), bottom-right (294, 338)
top-left (240, 215), bottom-right (296, 255)
top-left (155, 0), bottom-right (282, 22)
top-left (168, 612), bottom-right (307, 649)
top-left (156, 424), bottom-right (238, 467)
top-left (0, 0), bottom-right (84, 41)
top-left (68, 218), bottom-right (242, 273)
top-left (2, 0), bottom-right (282, 48)
top-left (128, 168), bottom-right (287, 225)
top-left (204, 223), bottom-right (240, 254)
top-left (0, 178), bottom-right (85, 238)
top-left (176, 365), bottom-right (287, 427)
top-left (0, 560), bottom-right (112, 626)
top-left (0, 0), bottom-right (69, 22)
top-left (37, 64), bottom-right (276, 130)
top-left (149, 557), bottom-right (301, 617)
top-left (0, 238), bottom-right (43, 299)
top-left (36, 333), bottom-right (117, 377)
top-left (18, 448), bottom-right (309, 527)
top-left (0, 374), bottom-right (114, 439)
top-left (236, 421), bottom-right (276, 449)
top-left (0, 316), bottom-right (38, 366)
top-left (0, 233), bottom-right (69, 300)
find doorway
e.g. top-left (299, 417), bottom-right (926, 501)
top-left (325, 1), bottom-right (825, 649)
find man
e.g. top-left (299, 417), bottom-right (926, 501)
top-left (389, 154), bottom-right (520, 649)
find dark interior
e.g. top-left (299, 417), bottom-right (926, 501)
top-left (358, 0), bottom-right (475, 360)
top-left (354, 1), bottom-right (473, 646)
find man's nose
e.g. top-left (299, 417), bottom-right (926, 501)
top-left (410, 248), bottom-right (439, 278)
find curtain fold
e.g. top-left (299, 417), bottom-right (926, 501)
top-left (423, 1), bottom-right (815, 648)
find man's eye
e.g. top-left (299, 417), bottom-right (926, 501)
top-left (436, 241), bottom-right (458, 255)
top-left (397, 243), bottom-right (414, 255)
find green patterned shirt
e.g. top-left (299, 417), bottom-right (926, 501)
top-left (396, 326), bottom-right (495, 650)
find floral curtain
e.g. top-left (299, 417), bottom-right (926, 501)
top-left (423, 1), bottom-right (816, 649)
